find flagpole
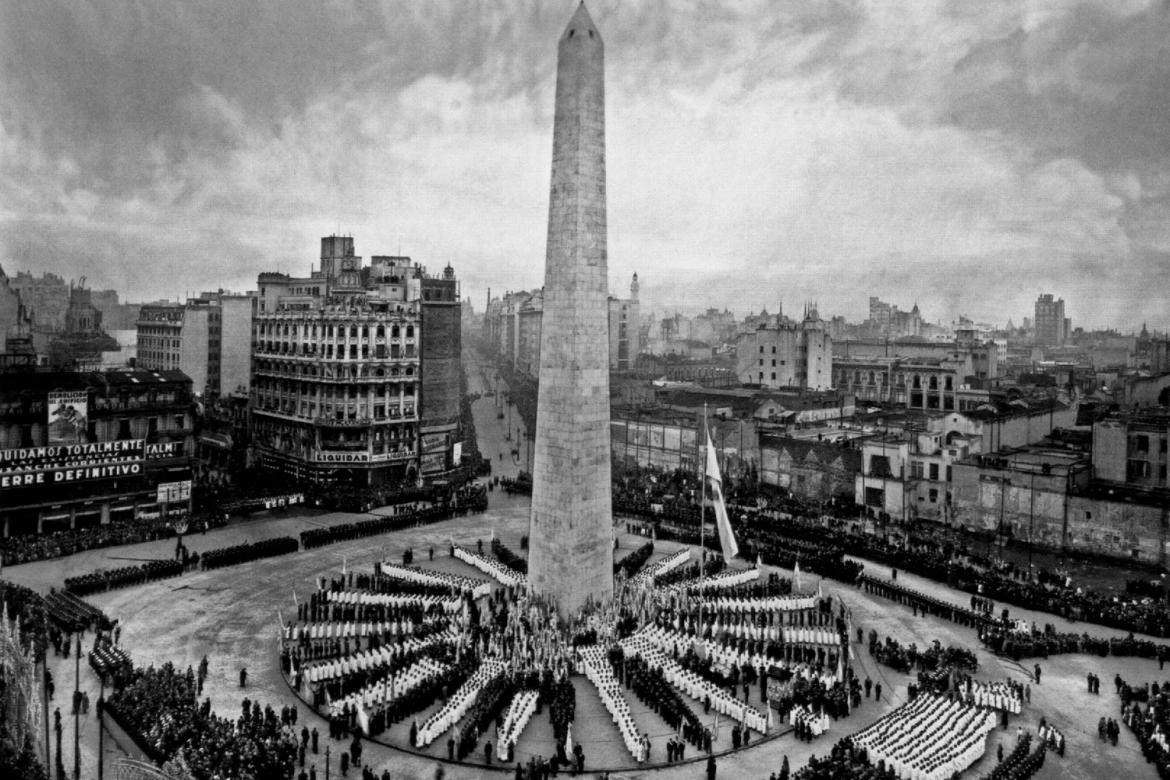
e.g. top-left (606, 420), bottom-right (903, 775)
top-left (700, 403), bottom-right (707, 641)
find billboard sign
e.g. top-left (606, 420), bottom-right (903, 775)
top-left (452, 441), bottom-right (463, 463)
top-left (156, 480), bottom-right (192, 504)
top-left (47, 391), bottom-right (88, 444)
top-left (420, 451), bottom-right (446, 474)
top-left (420, 432), bottom-right (448, 454)
top-left (0, 439), bottom-right (183, 493)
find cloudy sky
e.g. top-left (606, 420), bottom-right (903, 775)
top-left (2, 0), bottom-right (1168, 330)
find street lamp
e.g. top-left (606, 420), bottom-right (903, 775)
top-left (172, 517), bottom-right (189, 564)
top-left (73, 632), bottom-right (80, 780)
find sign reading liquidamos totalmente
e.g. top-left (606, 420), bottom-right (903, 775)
top-left (0, 440), bottom-right (183, 491)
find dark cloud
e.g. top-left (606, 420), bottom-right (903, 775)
top-left (944, 3), bottom-right (1170, 172)
top-left (0, 1), bottom-right (1166, 330)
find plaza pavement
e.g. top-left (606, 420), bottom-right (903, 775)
top-left (8, 353), bottom-right (1164, 779)
top-left (6, 491), bottom-right (1165, 780)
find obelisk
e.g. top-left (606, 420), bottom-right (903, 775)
top-left (528, 1), bottom-right (614, 616)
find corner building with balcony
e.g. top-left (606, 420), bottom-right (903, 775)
top-left (250, 236), bottom-right (460, 485)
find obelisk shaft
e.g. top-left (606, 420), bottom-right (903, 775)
top-left (528, 3), bottom-right (614, 616)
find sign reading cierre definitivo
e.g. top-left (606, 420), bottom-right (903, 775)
top-left (0, 440), bottom-right (184, 491)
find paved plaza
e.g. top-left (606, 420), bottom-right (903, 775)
top-left (5, 490), bottom-right (1166, 780)
top-left (4, 347), bottom-right (1163, 779)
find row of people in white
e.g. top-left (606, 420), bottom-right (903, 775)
top-left (628, 549), bottom-right (691, 588)
top-left (620, 633), bottom-right (769, 734)
top-left (963, 679), bottom-right (1022, 714)
top-left (577, 645), bottom-right (642, 759)
top-left (699, 594), bottom-right (820, 614)
top-left (416, 659), bottom-right (505, 747)
top-left (664, 612), bottom-right (839, 647)
top-left (495, 689), bottom-right (540, 760)
top-left (853, 693), bottom-right (995, 780)
top-left (454, 546), bottom-right (528, 589)
top-left (284, 617), bottom-right (446, 642)
top-left (325, 589), bottom-right (464, 614)
top-left (301, 625), bottom-right (459, 684)
top-left (789, 704), bottom-right (830, 736)
top-left (376, 561), bottom-right (491, 599)
top-left (326, 657), bottom-right (449, 719)
top-left (665, 567), bottom-right (760, 593)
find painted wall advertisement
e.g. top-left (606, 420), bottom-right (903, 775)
top-left (420, 451), bottom-right (447, 474)
top-left (47, 391), bottom-right (88, 444)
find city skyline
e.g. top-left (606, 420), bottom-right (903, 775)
top-left (2, 1), bottom-right (1168, 330)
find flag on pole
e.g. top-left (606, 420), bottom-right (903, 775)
top-left (817, 578), bottom-right (823, 598)
top-left (566, 721), bottom-right (574, 755)
top-left (794, 557), bottom-right (802, 592)
top-left (704, 428), bottom-right (739, 561)
top-left (756, 553), bottom-right (763, 569)
top-left (342, 556), bottom-right (347, 576)
top-left (292, 589), bottom-right (298, 607)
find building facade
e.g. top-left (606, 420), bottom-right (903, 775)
top-left (484, 274), bottom-right (639, 378)
top-left (0, 368), bottom-right (194, 537)
top-left (1034, 294), bottom-right (1069, 347)
top-left (1093, 411), bottom-right (1170, 488)
top-left (137, 291), bottom-right (254, 398)
top-left (250, 236), bottom-right (460, 486)
top-left (736, 306), bottom-right (831, 390)
top-left (834, 355), bottom-right (972, 411)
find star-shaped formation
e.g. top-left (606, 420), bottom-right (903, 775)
top-left (278, 542), bottom-right (850, 767)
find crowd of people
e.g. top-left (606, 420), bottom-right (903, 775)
top-left (202, 536), bottom-right (299, 569)
top-left (492, 537), bottom-right (529, 574)
top-left (851, 692), bottom-right (997, 780)
top-left (64, 559), bottom-right (184, 595)
top-left (615, 540), bottom-right (654, 579)
top-left (300, 488), bottom-right (487, 549)
top-left (867, 632), bottom-right (978, 677)
top-left (105, 660), bottom-right (300, 780)
top-left (0, 514), bottom-right (223, 567)
top-left (621, 465), bottom-right (1170, 641)
top-left (1122, 677), bottom-right (1170, 777)
top-left (985, 733), bottom-right (1046, 780)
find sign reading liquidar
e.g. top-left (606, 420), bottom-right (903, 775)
top-left (0, 440), bottom-right (184, 491)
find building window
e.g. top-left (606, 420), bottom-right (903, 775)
top-left (1135, 435), bottom-right (1150, 453)
top-left (929, 488), bottom-right (938, 503)
top-left (759, 346), bottom-right (764, 354)
top-left (771, 372), bottom-right (776, 381)
top-left (117, 418), bottom-right (132, 440)
top-left (1128, 460), bottom-right (1152, 480)
top-left (929, 463), bottom-right (939, 480)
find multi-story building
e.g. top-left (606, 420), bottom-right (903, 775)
top-left (137, 291), bottom-right (254, 398)
top-left (835, 338), bottom-right (1000, 381)
top-left (0, 367), bottom-right (194, 537)
top-left (1092, 410), bottom-right (1170, 488)
top-left (867, 297), bottom-right (922, 338)
top-left (608, 274), bottom-right (640, 372)
top-left (834, 354), bottom-right (973, 411)
top-left (760, 430), bottom-right (863, 503)
top-left (418, 264), bottom-right (462, 477)
top-left (0, 265), bottom-right (34, 356)
top-left (484, 273), bottom-right (639, 377)
top-left (49, 282), bottom-right (119, 370)
top-left (736, 305), bottom-right (831, 390)
top-left (250, 236), bottom-right (460, 485)
top-left (1034, 294), bottom-right (1070, 347)
top-left (854, 429), bottom-right (980, 524)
